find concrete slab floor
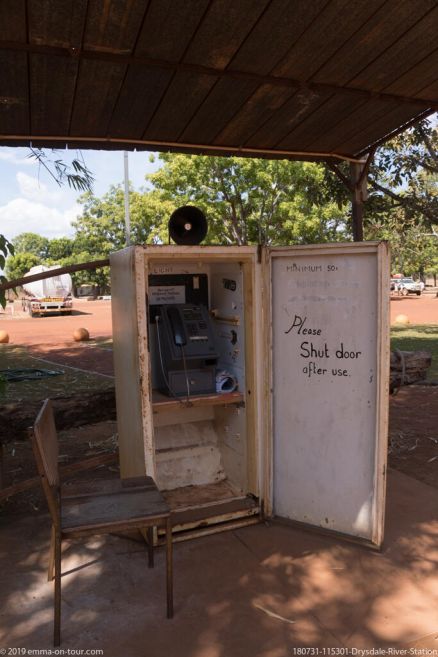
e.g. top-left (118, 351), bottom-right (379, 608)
top-left (0, 468), bottom-right (437, 657)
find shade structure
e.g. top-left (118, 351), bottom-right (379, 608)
top-left (0, 0), bottom-right (437, 162)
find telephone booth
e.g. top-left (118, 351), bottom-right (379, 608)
top-left (110, 240), bottom-right (389, 547)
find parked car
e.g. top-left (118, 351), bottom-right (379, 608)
top-left (396, 278), bottom-right (422, 296)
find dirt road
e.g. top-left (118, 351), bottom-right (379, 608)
top-left (0, 299), bottom-right (112, 345)
top-left (390, 292), bottom-right (437, 325)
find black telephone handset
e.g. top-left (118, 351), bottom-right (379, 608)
top-left (167, 306), bottom-right (187, 346)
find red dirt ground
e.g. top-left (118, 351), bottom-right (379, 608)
top-left (389, 291), bottom-right (438, 324)
top-left (1, 294), bottom-right (436, 350)
top-left (389, 386), bottom-right (438, 489)
top-left (0, 298), bottom-right (112, 345)
top-left (28, 342), bottom-right (114, 377)
top-left (0, 299), bottom-right (114, 376)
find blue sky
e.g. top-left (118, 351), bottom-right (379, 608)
top-left (0, 147), bottom-right (160, 243)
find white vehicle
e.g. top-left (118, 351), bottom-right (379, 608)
top-left (396, 277), bottom-right (422, 296)
top-left (22, 265), bottom-right (73, 316)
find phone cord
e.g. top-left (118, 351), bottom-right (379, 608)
top-left (180, 345), bottom-right (191, 404)
top-left (155, 317), bottom-right (182, 403)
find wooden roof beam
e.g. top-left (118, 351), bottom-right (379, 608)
top-left (0, 133), bottom-right (365, 164)
top-left (354, 109), bottom-right (436, 157)
top-left (1, 40), bottom-right (437, 111)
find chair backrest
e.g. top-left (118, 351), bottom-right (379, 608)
top-left (31, 399), bottom-right (60, 525)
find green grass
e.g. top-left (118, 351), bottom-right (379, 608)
top-left (391, 324), bottom-right (438, 380)
top-left (0, 345), bottom-right (114, 403)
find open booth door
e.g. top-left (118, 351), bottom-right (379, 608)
top-left (267, 242), bottom-right (390, 548)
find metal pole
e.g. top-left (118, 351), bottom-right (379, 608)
top-left (123, 151), bottom-right (131, 246)
top-left (350, 162), bottom-right (365, 242)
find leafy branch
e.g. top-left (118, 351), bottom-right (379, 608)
top-left (28, 148), bottom-right (94, 192)
top-left (0, 235), bottom-right (14, 308)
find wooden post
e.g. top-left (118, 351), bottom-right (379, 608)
top-left (327, 153), bottom-right (373, 244)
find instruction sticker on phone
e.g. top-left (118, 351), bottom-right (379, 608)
top-left (149, 285), bottom-right (186, 304)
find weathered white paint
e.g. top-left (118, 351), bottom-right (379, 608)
top-left (110, 248), bottom-right (147, 478)
top-left (153, 405), bottom-right (215, 428)
top-left (156, 439), bottom-right (225, 490)
top-left (269, 243), bottom-right (389, 544)
top-left (155, 419), bottom-right (218, 450)
top-left (110, 247), bottom-right (157, 480)
top-left (214, 405), bottom-right (247, 493)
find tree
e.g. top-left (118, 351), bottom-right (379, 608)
top-left (12, 232), bottom-right (50, 258)
top-left (53, 251), bottom-right (111, 294)
top-left (5, 252), bottom-right (40, 281)
top-left (46, 237), bottom-right (75, 261)
top-left (148, 154), bottom-right (350, 246)
top-left (322, 117), bottom-right (438, 276)
top-left (66, 185), bottom-right (173, 289)
top-left (367, 122), bottom-right (438, 277)
top-left (366, 210), bottom-right (438, 277)
top-left (369, 120), bottom-right (437, 230)
top-left (73, 185), bottom-right (173, 254)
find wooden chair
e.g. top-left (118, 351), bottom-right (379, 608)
top-left (30, 399), bottom-right (173, 646)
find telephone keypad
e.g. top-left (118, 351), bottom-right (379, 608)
top-left (187, 321), bottom-right (208, 341)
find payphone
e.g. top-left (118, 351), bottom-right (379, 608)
top-left (155, 303), bottom-right (218, 396)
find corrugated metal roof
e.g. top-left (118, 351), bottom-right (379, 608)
top-left (0, 0), bottom-right (436, 162)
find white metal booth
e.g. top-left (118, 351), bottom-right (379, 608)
top-left (110, 241), bottom-right (389, 548)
